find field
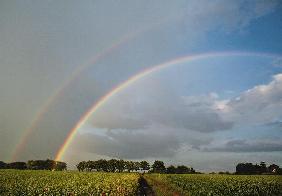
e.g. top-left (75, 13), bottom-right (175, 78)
top-left (1, 170), bottom-right (282, 195)
top-left (145, 174), bottom-right (282, 196)
top-left (0, 170), bottom-right (139, 195)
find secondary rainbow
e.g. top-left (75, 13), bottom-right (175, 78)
top-left (10, 31), bottom-right (139, 161)
top-left (10, 21), bottom-right (167, 161)
top-left (55, 51), bottom-right (281, 161)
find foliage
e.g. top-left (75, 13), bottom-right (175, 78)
top-left (76, 159), bottom-right (149, 173)
top-left (146, 174), bottom-right (282, 196)
top-left (27, 159), bottom-right (66, 171)
top-left (166, 165), bottom-right (177, 174)
top-left (0, 161), bottom-right (7, 169)
top-left (140, 161), bottom-right (150, 171)
top-left (236, 162), bottom-right (280, 174)
top-left (0, 160), bottom-right (66, 171)
top-left (151, 160), bottom-right (166, 173)
top-left (7, 162), bottom-right (27, 170)
top-left (0, 169), bottom-right (139, 195)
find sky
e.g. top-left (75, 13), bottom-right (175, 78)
top-left (0, 0), bottom-right (282, 171)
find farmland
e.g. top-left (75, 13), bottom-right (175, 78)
top-left (145, 174), bottom-right (282, 196)
top-left (0, 170), bottom-right (139, 195)
top-left (1, 170), bottom-right (282, 195)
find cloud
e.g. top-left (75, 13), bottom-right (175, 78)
top-left (218, 73), bottom-right (282, 125)
top-left (89, 80), bottom-right (233, 133)
top-left (1, 0), bottom-right (281, 164)
top-left (72, 127), bottom-right (180, 159)
top-left (79, 73), bottom-right (282, 160)
top-left (72, 122), bottom-right (216, 160)
top-left (205, 138), bottom-right (282, 152)
top-left (264, 120), bottom-right (282, 128)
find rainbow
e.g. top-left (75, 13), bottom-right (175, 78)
top-left (10, 19), bottom-right (172, 161)
top-left (54, 51), bottom-right (281, 161)
top-left (10, 30), bottom-right (145, 162)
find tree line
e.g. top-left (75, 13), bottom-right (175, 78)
top-left (76, 159), bottom-right (196, 174)
top-left (2, 159), bottom-right (280, 175)
top-left (0, 159), bottom-right (66, 171)
top-left (236, 162), bottom-right (282, 175)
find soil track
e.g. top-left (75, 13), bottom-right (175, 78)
top-left (137, 176), bottom-right (155, 196)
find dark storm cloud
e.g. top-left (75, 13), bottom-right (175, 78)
top-left (72, 130), bottom-right (180, 159)
top-left (264, 120), bottom-right (282, 128)
top-left (205, 139), bottom-right (282, 152)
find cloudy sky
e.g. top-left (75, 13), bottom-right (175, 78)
top-left (1, 0), bottom-right (282, 171)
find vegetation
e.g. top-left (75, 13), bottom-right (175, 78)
top-left (4, 162), bottom-right (27, 170)
top-left (151, 160), bottom-right (166, 173)
top-left (236, 162), bottom-right (282, 175)
top-left (146, 174), bottom-right (282, 196)
top-left (76, 159), bottom-right (149, 173)
top-left (1, 159), bottom-right (282, 195)
top-left (0, 159), bottom-right (66, 171)
top-left (76, 159), bottom-right (196, 174)
top-left (0, 170), bottom-right (139, 195)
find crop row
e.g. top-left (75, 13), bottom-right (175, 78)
top-left (0, 170), bottom-right (140, 195)
top-left (146, 174), bottom-right (282, 196)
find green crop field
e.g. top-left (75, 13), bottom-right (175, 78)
top-left (0, 170), bottom-right (139, 195)
top-left (145, 174), bottom-right (282, 196)
top-left (1, 170), bottom-right (282, 195)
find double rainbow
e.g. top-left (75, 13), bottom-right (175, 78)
top-left (54, 51), bottom-right (281, 161)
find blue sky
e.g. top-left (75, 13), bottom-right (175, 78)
top-left (0, 0), bottom-right (282, 171)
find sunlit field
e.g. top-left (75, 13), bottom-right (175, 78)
top-left (0, 170), bottom-right (139, 195)
top-left (1, 170), bottom-right (282, 196)
top-left (145, 174), bottom-right (282, 196)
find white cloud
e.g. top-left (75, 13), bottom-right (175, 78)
top-left (90, 80), bottom-right (233, 133)
top-left (77, 73), bottom-right (282, 160)
top-left (220, 73), bottom-right (282, 125)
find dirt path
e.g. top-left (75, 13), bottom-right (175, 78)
top-left (137, 176), bottom-right (155, 196)
top-left (144, 175), bottom-right (184, 196)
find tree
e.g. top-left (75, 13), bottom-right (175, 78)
top-left (260, 162), bottom-right (267, 173)
top-left (90, 161), bottom-right (98, 172)
top-left (176, 165), bottom-right (190, 174)
top-left (26, 159), bottom-right (66, 171)
top-left (140, 161), bottom-right (150, 171)
top-left (152, 160), bottom-right (166, 173)
top-left (54, 161), bottom-right (67, 171)
top-left (100, 159), bottom-right (109, 172)
top-left (108, 159), bottom-right (118, 172)
top-left (0, 161), bottom-right (7, 169)
top-left (76, 161), bottom-right (87, 172)
top-left (116, 160), bottom-right (125, 172)
top-left (45, 159), bottom-right (56, 170)
top-left (236, 163), bottom-right (252, 174)
top-left (8, 162), bottom-right (27, 170)
top-left (277, 168), bottom-right (282, 175)
top-left (125, 161), bottom-right (135, 172)
top-left (133, 162), bottom-right (140, 172)
top-left (236, 162), bottom-right (270, 174)
top-left (166, 165), bottom-right (176, 174)
top-left (27, 160), bottom-right (35, 170)
top-left (268, 164), bottom-right (279, 173)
